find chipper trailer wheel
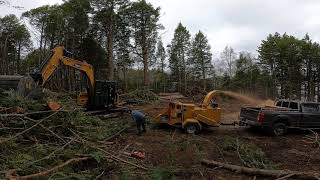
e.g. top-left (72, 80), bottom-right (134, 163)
top-left (184, 123), bottom-right (201, 134)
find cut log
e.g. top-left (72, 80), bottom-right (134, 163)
top-left (0, 75), bottom-right (37, 96)
top-left (201, 159), bottom-right (320, 179)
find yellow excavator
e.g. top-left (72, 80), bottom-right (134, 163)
top-left (155, 90), bottom-right (222, 134)
top-left (30, 46), bottom-right (117, 110)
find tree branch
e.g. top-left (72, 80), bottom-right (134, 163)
top-left (0, 111), bottom-right (59, 144)
top-left (201, 159), bottom-right (320, 179)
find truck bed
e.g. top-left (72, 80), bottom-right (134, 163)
top-left (239, 106), bottom-right (296, 126)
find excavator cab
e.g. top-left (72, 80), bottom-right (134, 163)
top-left (74, 81), bottom-right (118, 110)
top-left (87, 80), bottom-right (117, 110)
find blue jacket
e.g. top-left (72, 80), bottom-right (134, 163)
top-left (131, 110), bottom-right (145, 123)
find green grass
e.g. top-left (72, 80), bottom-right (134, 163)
top-left (149, 167), bottom-right (176, 180)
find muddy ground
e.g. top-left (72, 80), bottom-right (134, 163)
top-left (107, 96), bottom-right (320, 179)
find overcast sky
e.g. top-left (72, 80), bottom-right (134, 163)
top-left (1, 0), bottom-right (320, 57)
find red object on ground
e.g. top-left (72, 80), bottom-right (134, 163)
top-left (131, 151), bottom-right (145, 159)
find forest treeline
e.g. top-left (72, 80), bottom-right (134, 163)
top-left (1, 0), bottom-right (320, 101)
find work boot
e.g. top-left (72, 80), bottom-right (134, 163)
top-left (142, 123), bottom-right (146, 133)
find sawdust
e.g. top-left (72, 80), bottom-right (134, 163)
top-left (221, 91), bottom-right (264, 105)
top-left (261, 99), bottom-right (275, 106)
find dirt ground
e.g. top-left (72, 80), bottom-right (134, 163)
top-left (109, 95), bottom-right (320, 179)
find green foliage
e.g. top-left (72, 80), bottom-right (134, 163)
top-left (149, 167), bottom-right (176, 180)
top-left (257, 32), bottom-right (320, 99)
top-left (168, 23), bottom-right (191, 93)
top-left (0, 14), bottom-right (31, 74)
top-left (220, 136), bottom-right (276, 169)
top-left (188, 31), bottom-right (213, 91)
top-left (0, 108), bottom-right (130, 178)
top-left (120, 171), bottom-right (136, 180)
top-left (0, 90), bottom-right (46, 110)
top-left (90, 151), bottom-right (105, 163)
top-left (0, 89), bottom-right (129, 178)
top-left (155, 39), bottom-right (166, 72)
top-left (126, 0), bottom-right (161, 86)
top-left (120, 89), bottom-right (159, 103)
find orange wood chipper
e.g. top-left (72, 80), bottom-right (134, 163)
top-left (155, 90), bottom-right (223, 134)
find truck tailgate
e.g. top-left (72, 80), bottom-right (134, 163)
top-left (240, 107), bottom-right (260, 123)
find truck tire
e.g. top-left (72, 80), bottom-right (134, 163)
top-left (185, 123), bottom-right (200, 134)
top-left (272, 123), bottom-right (287, 136)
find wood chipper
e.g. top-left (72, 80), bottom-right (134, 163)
top-left (155, 90), bottom-right (222, 134)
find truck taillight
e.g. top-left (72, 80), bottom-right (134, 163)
top-left (257, 112), bottom-right (265, 123)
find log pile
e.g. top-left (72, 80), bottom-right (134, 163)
top-left (0, 75), bottom-right (36, 96)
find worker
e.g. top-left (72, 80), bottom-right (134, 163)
top-left (211, 98), bottom-right (218, 108)
top-left (128, 109), bottom-right (147, 135)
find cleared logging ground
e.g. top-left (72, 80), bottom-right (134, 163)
top-left (0, 91), bottom-right (319, 179)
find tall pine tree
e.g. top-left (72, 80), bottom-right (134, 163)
top-left (168, 23), bottom-right (190, 93)
top-left (189, 31), bottom-right (213, 91)
top-left (126, 0), bottom-right (160, 87)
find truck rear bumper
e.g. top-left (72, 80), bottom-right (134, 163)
top-left (239, 118), bottom-right (260, 126)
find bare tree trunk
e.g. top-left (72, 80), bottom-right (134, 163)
top-left (123, 66), bottom-right (128, 92)
top-left (178, 70), bottom-right (182, 93)
top-left (183, 53), bottom-right (187, 94)
top-left (202, 60), bottom-right (206, 91)
top-left (3, 36), bottom-right (9, 75)
top-left (17, 42), bottom-right (21, 74)
top-left (142, 43), bottom-right (149, 87)
top-left (317, 82), bottom-right (320, 102)
top-left (50, 32), bottom-right (55, 50)
top-left (203, 70), bottom-right (206, 91)
top-left (0, 41), bottom-right (3, 74)
top-left (39, 22), bottom-right (45, 66)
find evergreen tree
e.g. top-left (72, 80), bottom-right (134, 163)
top-left (126, 0), bottom-right (161, 87)
top-left (91, 0), bottom-right (129, 80)
top-left (0, 15), bottom-right (31, 75)
top-left (168, 23), bottom-right (190, 92)
top-left (189, 31), bottom-right (213, 91)
top-left (156, 39), bottom-right (166, 73)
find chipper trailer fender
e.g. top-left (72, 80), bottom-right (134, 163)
top-left (155, 90), bottom-right (223, 134)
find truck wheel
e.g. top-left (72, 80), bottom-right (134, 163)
top-left (272, 123), bottom-right (287, 136)
top-left (185, 123), bottom-right (200, 134)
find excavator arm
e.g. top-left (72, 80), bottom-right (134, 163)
top-left (32, 46), bottom-right (95, 105)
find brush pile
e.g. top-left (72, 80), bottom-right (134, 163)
top-left (0, 89), bottom-right (131, 179)
top-left (120, 89), bottom-right (159, 104)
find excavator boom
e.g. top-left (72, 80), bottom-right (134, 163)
top-left (31, 46), bottom-right (117, 109)
top-left (36, 46), bottom-right (95, 93)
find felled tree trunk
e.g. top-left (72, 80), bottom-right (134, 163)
top-left (201, 159), bottom-right (319, 179)
top-left (0, 75), bottom-right (37, 96)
